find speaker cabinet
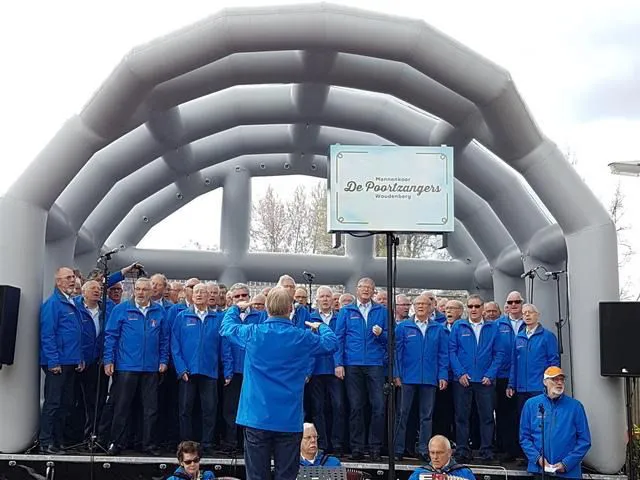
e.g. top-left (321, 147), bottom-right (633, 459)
top-left (0, 285), bottom-right (20, 366)
top-left (599, 301), bottom-right (640, 377)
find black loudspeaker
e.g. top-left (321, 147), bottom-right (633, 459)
top-left (599, 301), bottom-right (640, 377)
top-left (0, 285), bottom-right (20, 366)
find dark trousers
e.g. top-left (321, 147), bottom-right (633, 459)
top-left (244, 427), bottom-right (302, 480)
top-left (158, 365), bottom-right (180, 446)
top-left (309, 374), bottom-right (345, 451)
top-left (40, 365), bottom-right (77, 447)
top-left (179, 375), bottom-right (218, 447)
top-left (345, 365), bottom-right (385, 453)
top-left (110, 371), bottom-right (159, 449)
top-left (222, 373), bottom-right (243, 448)
top-left (453, 382), bottom-right (495, 459)
top-left (78, 362), bottom-right (109, 438)
top-left (433, 385), bottom-right (455, 441)
top-left (395, 384), bottom-right (436, 456)
top-left (495, 378), bottom-right (520, 456)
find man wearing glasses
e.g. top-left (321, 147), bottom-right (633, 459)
top-left (335, 277), bottom-right (388, 461)
top-left (394, 294), bottom-right (411, 323)
top-left (495, 291), bottom-right (526, 462)
top-left (221, 283), bottom-right (267, 453)
top-left (449, 295), bottom-right (504, 464)
top-left (520, 367), bottom-right (591, 479)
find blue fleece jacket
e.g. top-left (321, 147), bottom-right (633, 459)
top-left (448, 320), bottom-right (504, 382)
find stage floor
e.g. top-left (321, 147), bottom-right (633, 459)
top-left (0, 453), bottom-right (627, 480)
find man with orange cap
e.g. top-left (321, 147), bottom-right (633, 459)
top-left (519, 366), bottom-right (591, 479)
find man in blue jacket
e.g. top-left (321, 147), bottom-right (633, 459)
top-left (307, 286), bottom-right (345, 455)
top-left (335, 277), bottom-right (388, 461)
top-left (394, 294), bottom-right (448, 461)
top-left (299, 423), bottom-right (342, 467)
top-left (221, 286), bottom-right (337, 480)
top-left (507, 304), bottom-right (560, 416)
top-left (408, 435), bottom-right (476, 480)
top-left (103, 277), bottom-right (170, 456)
top-left (520, 367), bottom-right (591, 478)
top-left (172, 283), bottom-right (232, 453)
top-left (150, 273), bottom-right (174, 311)
top-left (39, 267), bottom-right (85, 454)
top-left (495, 291), bottom-right (525, 461)
top-left (73, 280), bottom-right (113, 443)
top-left (221, 282), bottom-right (267, 453)
top-left (449, 295), bottom-right (504, 463)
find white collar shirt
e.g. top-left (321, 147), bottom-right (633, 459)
top-left (469, 319), bottom-right (484, 342)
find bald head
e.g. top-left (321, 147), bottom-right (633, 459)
top-left (428, 435), bottom-right (452, 469)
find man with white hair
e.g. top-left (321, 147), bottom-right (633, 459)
top-left (39, 267), bottom-right (84, 454)
top-left (299, 423), bottom-right (341, 467)
top-left (395, 294), bottom-right (411, 323)
top-left (394, 294), bottom-right (448, 461)
top-left (307, 286), bottom-right (345, 455)
top-left (172, 283), bottom-right (232, 454)
top-left (421, 291), bottom-right (446, 323)
top-left (408, 435), bottom-right (476, 480)
top-left (338, 293), bottom-right (354, 307)
top-left (507, 304), bottom-right (560, 414)
top-left (520, 367), bottom-right (591, 478)
top-left (103, 277), bottom-right (169, 456)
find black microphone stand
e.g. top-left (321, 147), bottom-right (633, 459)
top-left (303, 271), bottom-right (315, 313)
top-left (551, 272), bottom-right (566, 364)
top-left (539, 403), bottom-right (546, 480)
top-left (384, 233), bottom-right (399, 480)
top-left (66, 252), bottom-right (114, 480)
top-left (525, 270), bottom-right (536, 304)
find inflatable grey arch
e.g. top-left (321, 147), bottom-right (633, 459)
top-left (0, 3), bottom-right (623, 472)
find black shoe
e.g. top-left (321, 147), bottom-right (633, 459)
top-left (370, 452), bottom-right (382, 462)
top-left (456, 454), bottom-right (472, 464)
top-left (107, 444), bottom-right (121, 456)
top-left (40, 445), bottom-right (63, 455)
top-left (419, 453), bottom-right (430, 463)
top-left (394, 454), bottom-right (403, 461)
top-left (349, 451), bottom-right (364, 461)
top-left (481, 456), bottom-right (498, 465)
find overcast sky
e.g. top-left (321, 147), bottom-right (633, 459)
top-left (1, 1), bottom-right (639, 294)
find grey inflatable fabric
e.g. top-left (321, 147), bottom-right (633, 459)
top-left (0, 3), bottom-right (623, 472)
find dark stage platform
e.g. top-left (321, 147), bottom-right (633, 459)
top-left (0, 453), bottom-right (627, 480)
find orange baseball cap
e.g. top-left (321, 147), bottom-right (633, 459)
top-left (544, 366), bottom-right (565, 379)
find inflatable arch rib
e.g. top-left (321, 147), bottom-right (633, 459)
top-left (0, 3), bottom-right (623, 472)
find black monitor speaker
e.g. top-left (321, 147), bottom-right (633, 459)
top-left (599, 301), bottom-right (640, 377)
top-left (0, 285), bottom-right (20, 366)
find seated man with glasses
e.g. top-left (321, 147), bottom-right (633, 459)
top-left (167, 441), bottom-right (216, 479)
top-left (299, 423), bottom-right (342, 467)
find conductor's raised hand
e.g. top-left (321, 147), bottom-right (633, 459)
top-left (305, 321), bottom-right (322, 332)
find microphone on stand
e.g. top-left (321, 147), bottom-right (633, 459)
top-left (544, 270), bottom-right (566, 277)
top-left (521, 266), bottom-right (540, 279)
